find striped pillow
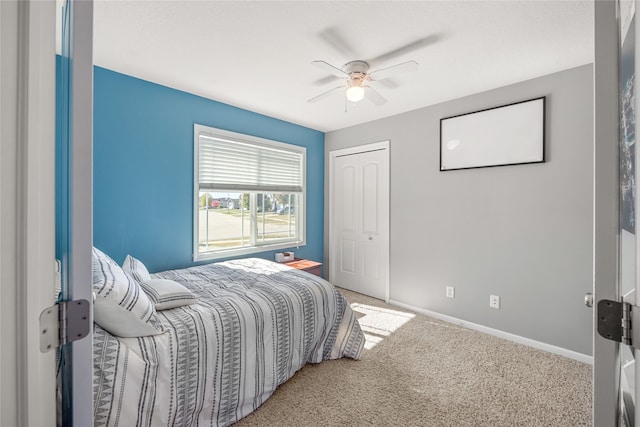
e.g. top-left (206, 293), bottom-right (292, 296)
top-left (92, 247), bottom-right (164, 337)
top-left (122, 254), bottom-right (151, 283)
top-left (139, 279), bottom-right (197, 310)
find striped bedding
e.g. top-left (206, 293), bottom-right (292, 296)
top-left (93, 257), bottom-right (365, 426)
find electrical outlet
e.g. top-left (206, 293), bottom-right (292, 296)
top-left (489, 295), bottom-right (500, 309)
top-left (446, 286), bottom-right (455, 299)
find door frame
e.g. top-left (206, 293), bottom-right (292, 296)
top-left (58, 0), bottom-right (95, 425)
top-left (328, 140), bottom-right (390, 303)
top-left (593, 0), bottom-right (621, 424)
top-left (0, 1), bottom-right (57, 425)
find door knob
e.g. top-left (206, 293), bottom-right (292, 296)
top-left (368, 235), bottom-right (373, 240)
top-left (584, 292), bottom-right (593, 308)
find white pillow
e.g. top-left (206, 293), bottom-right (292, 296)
top-left (139, 279), bottom-right (197, 310)
top-left (122, 254), bottom-right (152, 283)
top-left (92, 247), bottom-right (164, 337)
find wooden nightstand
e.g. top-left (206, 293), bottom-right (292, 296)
top-left (284, 258), bottom-right (322, 277)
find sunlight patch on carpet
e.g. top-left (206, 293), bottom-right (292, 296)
top-left (350, 303), bottom-right (415, 349)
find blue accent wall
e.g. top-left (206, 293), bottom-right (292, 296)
top-left (91, 65), bottom-right (324, 272)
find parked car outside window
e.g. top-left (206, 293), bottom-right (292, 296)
top-left (277, 206), bottom-right (294, 215)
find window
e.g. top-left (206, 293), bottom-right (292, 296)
top-left (193, 124), bottom-right (306, 260)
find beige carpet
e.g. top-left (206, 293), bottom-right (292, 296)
top-left (235, 289), bottom-right (592, 426)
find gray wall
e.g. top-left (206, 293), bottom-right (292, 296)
top-left (325, 64), bottom-right (594, 356)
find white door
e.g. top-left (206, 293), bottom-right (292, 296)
top-left (57, 0), bottom-right (95, 425)
top-left (618, 2), bottom-right (640, 424)
top-left (594, 1), bottom-right (640, 425)
top-left (330, 142), bottom-right (389, 301)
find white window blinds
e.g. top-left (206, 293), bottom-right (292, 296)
top-left (196, 125), bottom-right (304, 193)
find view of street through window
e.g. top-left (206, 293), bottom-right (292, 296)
top-left (198, 192), bottom-right (297, 251)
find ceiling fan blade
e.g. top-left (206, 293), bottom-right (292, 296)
top-left (313, 75), bottom-right (341, 86)
top-left (377, 78), bottom-right (399, 89)
top-left (307, 86), bottom-right (344, 104)
top-left (364, 86), bottom-right (387, 106)
top-left (311, 60), bottom-right (347, 78)
top-left (318, 27), bottom-right (358, 57)
top-left (369, 34), bottom-right (441, 64)
top-left (369, 60), bottom-right (419, 81)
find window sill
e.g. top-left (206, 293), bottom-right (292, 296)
top-left (193, 240), bottom-right (306, 262)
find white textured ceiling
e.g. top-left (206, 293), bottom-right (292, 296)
top-left (91, 1), bottom-right (594, 132)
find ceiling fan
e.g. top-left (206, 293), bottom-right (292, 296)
top-left (307, 59), bottom-right (419, 106)
top-left (307, 29), bottom-right (440, 107)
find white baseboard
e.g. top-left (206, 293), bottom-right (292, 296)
top-left (389, 299), bottom-right (593, 365)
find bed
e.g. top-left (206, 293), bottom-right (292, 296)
top-left (91, 249), bottom-right (365, 427)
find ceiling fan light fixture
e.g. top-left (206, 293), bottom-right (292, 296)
top-left (346, 85), bottom-right (365, 102)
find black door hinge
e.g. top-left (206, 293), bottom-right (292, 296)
top-left (598, 299), bottom-right (639, 347)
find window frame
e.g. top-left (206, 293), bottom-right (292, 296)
top-left (193, 124), bottom-right (306, 261)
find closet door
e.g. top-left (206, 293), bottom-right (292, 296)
top-left (330, 142), bottom-right (389, 301)
top-left (332, 154), bottom-right (359, 292)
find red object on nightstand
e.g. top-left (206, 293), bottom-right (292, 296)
top-left (284, 258), bottom-right (322, 277)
